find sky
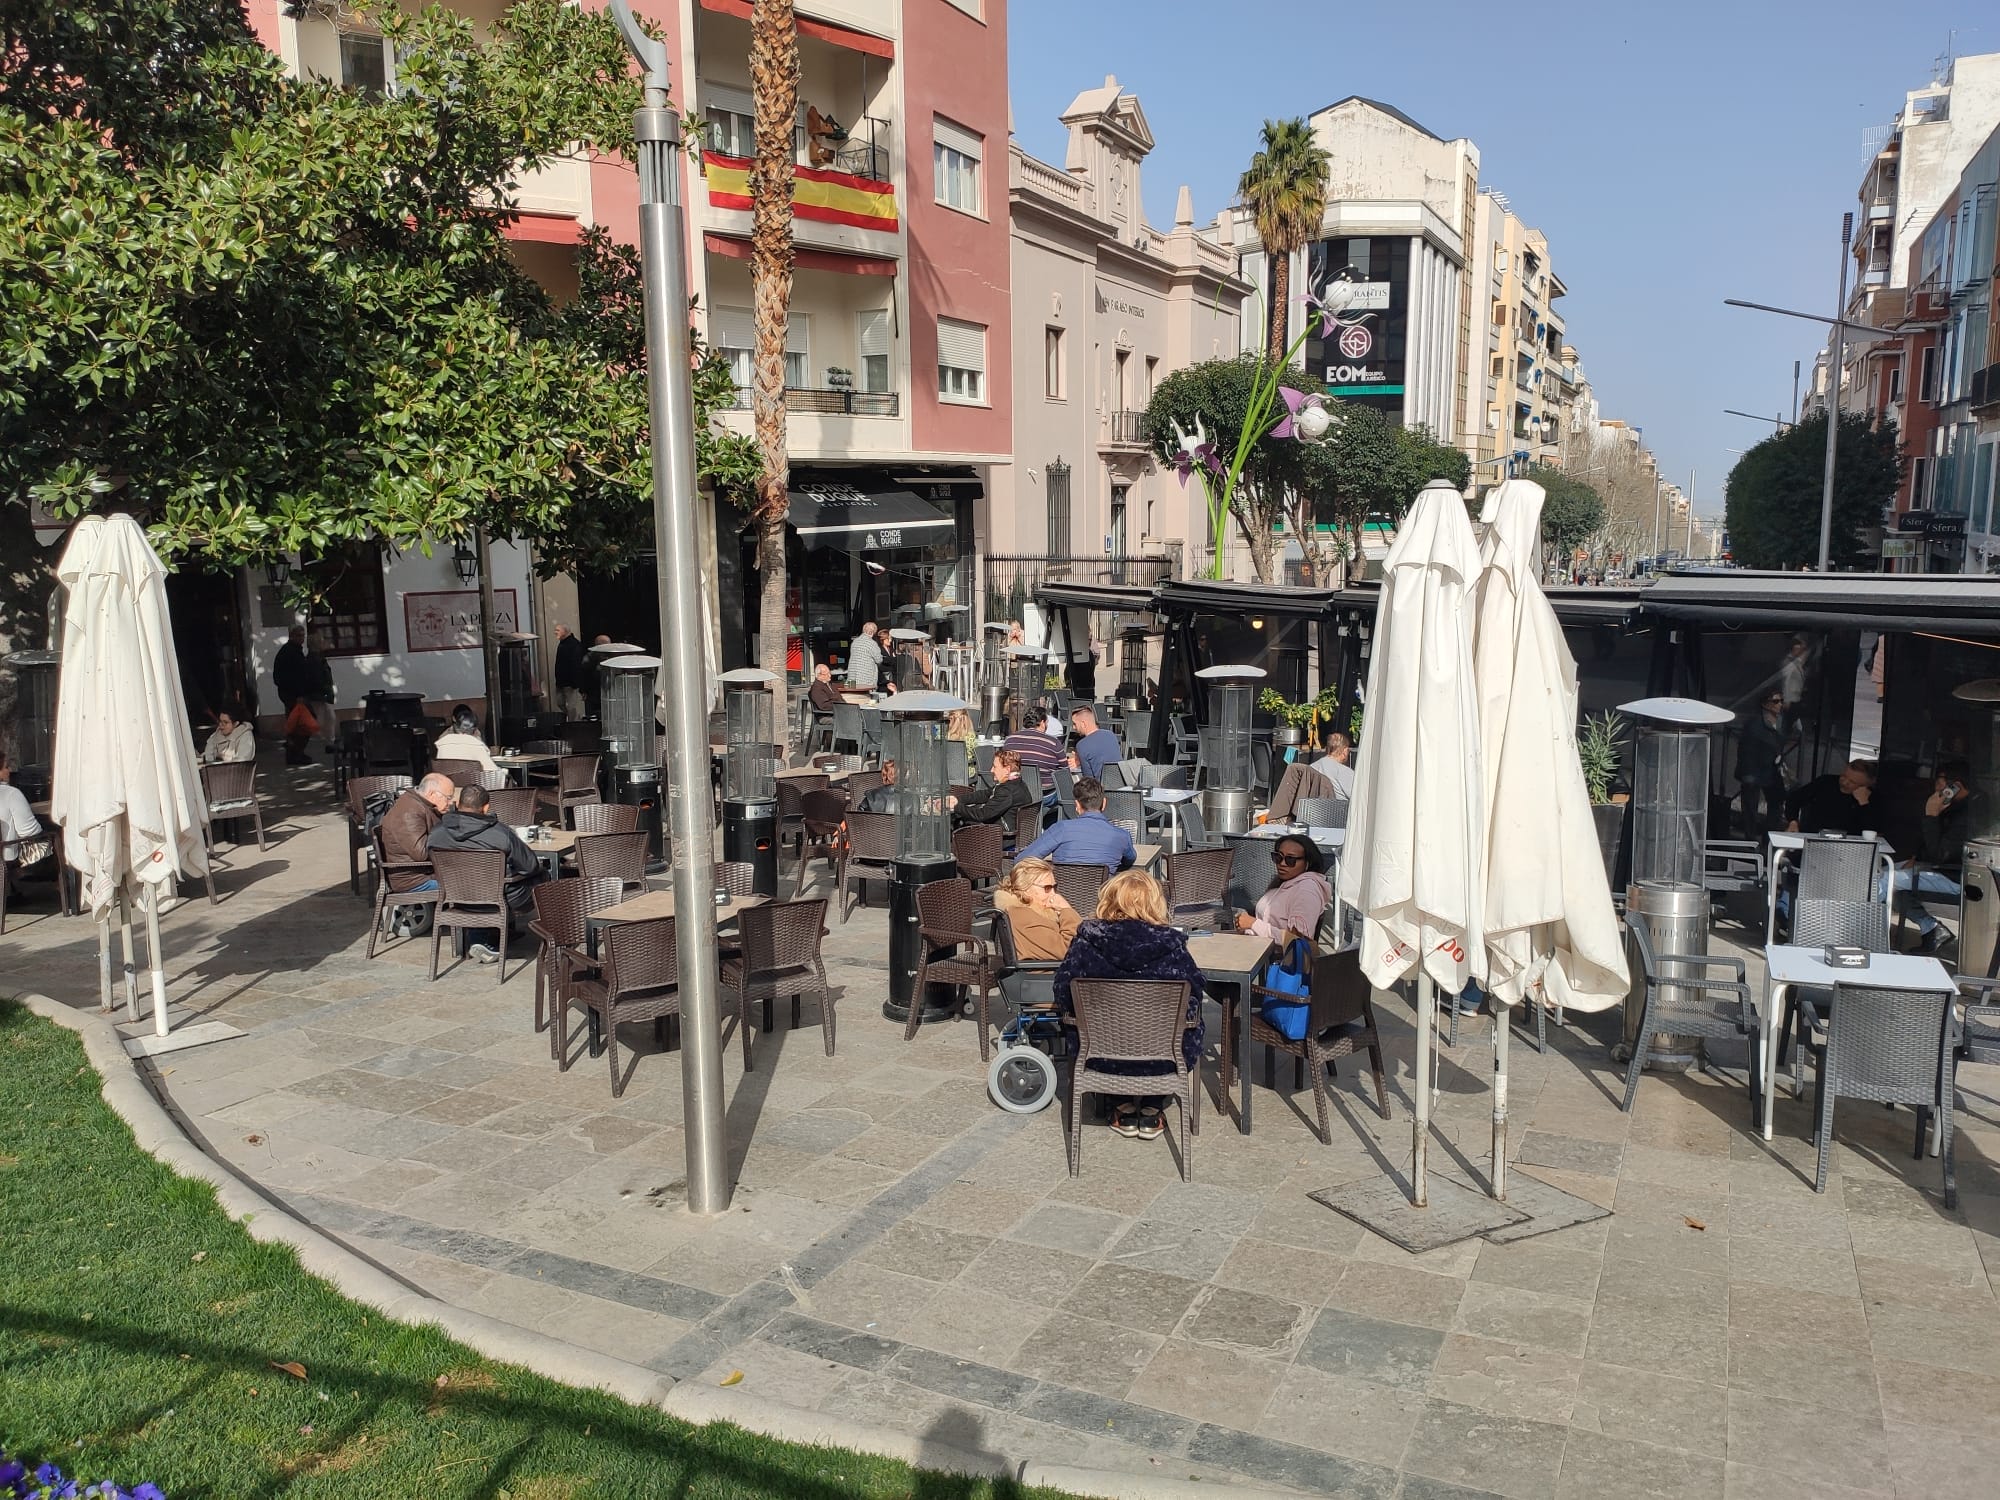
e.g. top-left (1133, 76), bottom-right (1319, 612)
top-left (1006, 0), bottom-right (1987, 523)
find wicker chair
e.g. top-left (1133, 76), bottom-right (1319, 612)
top-left (1165, 846), bottom-right (1234, 928)
top-left (1051, 765), bottom-right (1078, 820)
top-left (346, 774), bottom-right (410, 895)
top-left (572, 801), bottom-right (641, 836)
top-left (722, 897), bottom-right (834, 1065)
top-left (845, 769), bottom-right (885, 800)
top-left (1293, 795), bottom-right (1349, 830)
top-left (560, 914), bottom-right (680, 1097)
top-left (1805, 980), bottom-right (1958, 1203)
top-left (1006, 802), bottom-right (1043, 860)
top-left (430, 757), bottom-right (484, 790)
top-left (486, 787), bottom-right (542, 828)
top-left (427, 847), bottom-right (519, 985)
top-left (527, 877), bottom-right (623, 1056)
top-left (796, 788), bottom-right (850, 900)
top-left (1223, 834), bottom-right (1278, 916)
top-left (366, 825), bottom-right (439, 959)
top-left (829, 807), bottom-right (889, 921)
top-left (550, 754), bottom-right (603, 824)
top-left (1225, 945), bottom-right (1389, 1141)
top-left (952, 821), bottom-right (1005, 893)
top-left (906, 877), bottom-right (998, 1056)
top-left (1051, 861), bottom-right (1109, 915)
top-left (1779, 896), bottom-right (1892, 1089)
top-left (1620, 910), bottom-right (1757, 1119)
top-left (715, 860), bottom-right (761, 897)
top-left (1067, 978), bottom-right (1201, 1181)
top-left (830, 702), bottom-right (868, 761)
top-left (201, 760), bottom-right (267, 851)
top-left (776, 775), bottom-right (826, 872)
top-left (1102, 788), bottom-right (1146, 845)
top-left (575, 830), bottom-right (648, 898)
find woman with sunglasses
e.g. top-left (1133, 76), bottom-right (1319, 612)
top-left (994, 856), bottom-right (1078, 959)
top-left (1234, 835), bottom-right (1332, 940)
top-left (1735, 689), bottom-right (1794, 837)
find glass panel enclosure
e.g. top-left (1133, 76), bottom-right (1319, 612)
top-left (721, 669), bottom-right (778, 802)
top-left (1631, 727), bottom-right (1709, 890)
top-left (893, 717), bottom-right (953, 862)
top-left (599, 655), bottom-right (660, 767)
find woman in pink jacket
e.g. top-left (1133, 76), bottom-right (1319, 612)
top-left (1234, 834), bottom-right (1332, 941)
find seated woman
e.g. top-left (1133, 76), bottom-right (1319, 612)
top-left (995, 857), bottom-right (1079, 961)
top-left (1054, 870), bottom-right (1204, 1141)
top-left (431, 704), bottom-right (499, 775)
top-left (1234, 833), bottom-right (1332, 942)
top-left (201, 705), bottom-right (257, 764)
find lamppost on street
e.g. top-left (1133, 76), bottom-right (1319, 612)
top-left (608, 0), bottom-right (729, 1215)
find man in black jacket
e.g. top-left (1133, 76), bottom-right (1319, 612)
top-left (952, 749), bottom-right (1033, 826)
top-left (553, 622), bottom-right (587, 722)
top-left (1784, 759), bottom-right (1877, 836)
top-left (426, 784), bottom-right (546, 961)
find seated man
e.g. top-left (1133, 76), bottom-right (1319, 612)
top-left (1068, 705), bottom-right (1122, 783)
top-left (808, 662), bottom-right (843, 714)
top-left (855, 758), bottom-right (899, 815)
top-left (1002, 708), bottom-right (1068, 774)
top-left (1784, 758), bottom-right (1877, 835)
top-left (377, 772), bottom-right (455, 935)
top-left (952, 749), bottom-right (1033, 826)
top-left (426, 783), bottom-right (546, 962)
top-left (432, 704), bottom-right (499, 776)
top-left (1888, 760), bottom-right (1972, 955)
top-left (1309, 729), bottom-right (1356, 801)
top-left (1017, 777), bottom-right (1136, 871)
top-left (0, 750), bottom-right (55, 902)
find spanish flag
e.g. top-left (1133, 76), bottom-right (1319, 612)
top-left (704, 152), bottom-right (898, 234)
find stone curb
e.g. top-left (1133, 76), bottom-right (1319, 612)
top-left (19, 993), bottom-right (1307, 1500)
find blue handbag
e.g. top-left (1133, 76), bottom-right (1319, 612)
top-left (1258, 937), bottom-right (1313, 1041)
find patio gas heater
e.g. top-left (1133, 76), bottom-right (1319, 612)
top-left (1197, 664), bottom-right (1265, 837)
top-left (3, 650), bottom-right (59, 803)
top-left (600, 652), bottom-right (666, 870)
top-left (881, 691), bottom-right (964, 1025)
top-left (980, 622), bottom-right (1011, 731)
top-left (1006, 645), bottom-right (1048, 732)
top-left (1616, 696), bottom-right (1733, 1068)
top-left (718, 667), bottom-right (779, 896)
top-left (887, 627), bottom-right (930, 691)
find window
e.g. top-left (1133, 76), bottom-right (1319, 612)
top-left (306, 546), bottom-right (388, 657)
top-left (933, 117), bottom-right (983, 214)
top-left (1114, 350), bottom-right (1131, 410)
top-left (1110, 484), bottom-right (1129, 558)
top-left (1889, 362), bottom-right (1904, 404)
top-left (856, 309), bottom-right (892, 394)
top-left (1919, 345), bottom-right (1940, 404)
top-left (1911, 455), bottom-right (1931, 509)
top-left (338, 31), bottom-right (390, 97)
top-left (937, 317), bottom-right (986, 404)
top-left (704, 105), bottom-right (755, 159)
top-left (712, 306), bottom-right (809, 402)
top-left (1044, 326), bottom-right (1066, 399)
top-left (1143, 356), bottom-right (1158, 403)
top-left (1046, 461), bottom-right (1071, 557)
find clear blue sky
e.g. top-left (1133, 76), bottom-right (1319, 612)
top-left (1008, 0), bottom-right (1985, 521)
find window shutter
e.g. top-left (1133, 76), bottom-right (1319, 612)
top-left (711, 306), bottom-right (754, 352)
top-left (937, 317), bottom-right (985, 373)
top-left (786, 315), bottom-right (811, 357)
top-left (933, 117), bottom-right (983, 162)
top-left (705, 84), bottom-right (753, 119)
top-left (857, 309), bottom-right (891, 359)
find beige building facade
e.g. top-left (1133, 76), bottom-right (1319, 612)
top-left (1461, 190), bottom-right (1569, 477)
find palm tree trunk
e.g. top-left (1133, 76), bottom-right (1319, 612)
top-left (1266, 249), bottom-right (1290, 368)
top-left (750, 0), bottom-right (799, 706)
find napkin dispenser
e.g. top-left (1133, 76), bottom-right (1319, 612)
top-left (1822, 945), bottom-right (1870, 969)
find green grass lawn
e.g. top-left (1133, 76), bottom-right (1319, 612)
top-left (0, 1001), bottom-right (1065, 1499)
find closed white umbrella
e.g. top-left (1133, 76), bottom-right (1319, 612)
top-left (1473, 480), bottom-right (1630, 1197)
top-left (1335, 478), bottom-right (1487, 1206)
top-left (51, 514), bottom-right (210, 1037)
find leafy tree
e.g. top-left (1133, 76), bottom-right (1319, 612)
top-left (748, 0), bottom-right (800, 694)
top-left (1521, 463), bottom-right (1606, 565)
top-left (1238, 119), bottom-right (1328, 366)
top-left (1724, 413), bottom-right (1898, 570)
top-left (0, 0), bottom-right (753, 581)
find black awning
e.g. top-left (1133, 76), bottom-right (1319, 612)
top-left (787, 469), bottom-right (953, 550)
top-left (1153, 579), bottom-right (1374, 620)
top-left (1639, 570), bottom-right (2000, 636)
top-left (885, 465), bottom-right (984, 504)
top-left (1032, 581), bottom-right (1161, 614)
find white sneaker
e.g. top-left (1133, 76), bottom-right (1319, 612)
top-left (466, 943), bottom-right (501, 964)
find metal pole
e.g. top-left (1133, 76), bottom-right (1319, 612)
top-left (1818, 214), bottom-right (1853, 573)
top-left (475, 527), bottom-right (500, 737)
top-left (1412, 972), bottom-right (1432, 1207)
top-left (1491, 1000), bottom-right (1508, 1200)
top-left (144, 881), bottom-right (169, 1037)
top-left (613, 0), bottom-right (730, 1215)
top-left (1651, 476), bottom-right (1662, 559)
top-left (1792, 360), bottom-right (1801, 426)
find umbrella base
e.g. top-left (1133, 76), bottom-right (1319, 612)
top-left (1310, 1173), bottom-right (1528, 1254)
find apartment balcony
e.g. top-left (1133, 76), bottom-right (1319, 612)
top-left (780, 387), bottom-right (900, 417)
top-left (1866, 199), bottom-right (1895, 223)
top-left (1100, 411), bottom-right (1149, 450)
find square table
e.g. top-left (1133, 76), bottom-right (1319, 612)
top-left (1132, 842), bottom-right (1163, 874)
top-left (1189, 931), bottom-right (1274, 1135)
top-left (1757, 943), bottom-right (1953, 1140)
top-left (493, 752), bottom-right (560, 778)
top-left (521, 826), bottom-right (577, 879)
top-left (1144, 787), bottom-right (1201, 851)
top-left (591, 889), bottom-right (766, 926)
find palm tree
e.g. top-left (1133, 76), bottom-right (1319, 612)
top-left (1238, 119), bottom-right (1330, 367)
top-left (749, 0), bottom-right (800, 695)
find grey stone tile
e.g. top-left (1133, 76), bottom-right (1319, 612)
top-left (1396, 1479), bottom-right (1508, 1500)
top-left (409, 1088), bottom-right (518, 1127)
top-left (1720, 1462), bottom-right (1889, 1499)
top-left (1014, 1383), bottom-right (1194, 1454)
top-left (1518, 1129), bottom-right (1625, 1178)
top-left (1101, 1217), bottom-right (1241, 1278)
top-left (1724, 1389), bottom-right (1892, 1494)
top-left (855, 1220), bottom-right (993, 1283)
top-left (1569, 1360), bottom-right (1728, 1457)
top-left (1873, 1356), bottom-right (2000, 1435)
top-left (1473, 1236), bottom-right (1604, 1304)
top-left (1880, 1418), bottom-right (2000, 1498)
top-left (1452, 1281), bottom-right (1593, 1356)
top-left (1863, 1299), bottom-right (2000, 1377)
top-left (1295, 1306), bottom-right (1446, 1391)
top-left (1401, 1396), bottom-right (1569, 1500)
top-left (1725, 1327), bottom-right (1879, 1417)
top-left (1258, 1362), bottom-right (1430, 1466)
top-left (1724, 1279), bottom-right (1871, 1349)
top-left (1322, 1259), bottom-right (1468, 1331)
top-left (759, 1107), bottom-right (874, 1155)
top-left (1007, 1201), bottom-right (1131, 1258)
top-left (1127, 1338), bottom-right (1287, 1430)
top-left (880, 1343), bottom-right (1038, 1414)
top-left (759, 1311), bottom-right (900, 1371)
top-left (1212, 1237), bottom-right (1349, 1306)
top-left (1587, 1291), bottom-right (1727, 1384)
top-left (1427, 1333), bottom-right (1580, 1425)
top-left (1009, 1312), bottom-right (1162, 1400)
top-left (353, 1043), bottom-right (464, 1078)
top-left (1185, 1423), bottom-right (1398, 1499)
top-left (1178, 1283), bottom-right (1310, 1355)
top-left (899, 1283), bottom-right (1039, 1367)
top-left (1058, 1262), bottom-right (1206, 1337)
top-left (1556, 1429), bottom-right (1724, 1500)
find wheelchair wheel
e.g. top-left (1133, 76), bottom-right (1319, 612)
top-left (987, 1045), bottom-right (1058, 1114)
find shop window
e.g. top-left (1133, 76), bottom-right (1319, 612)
top-left (306, 547), bottom-right (389, 657)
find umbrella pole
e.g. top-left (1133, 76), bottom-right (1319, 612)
top-left (97, 916), bottom-right (112, 1013)
top-left (1492, 1002), bottom-right (1510, 1200)
top-left (142, 882), bottom-right (169, 1038)
top-left (1413, 973), bottom-right (1432, 1208)
top-left (117, 885), bottom-right (138, 1019)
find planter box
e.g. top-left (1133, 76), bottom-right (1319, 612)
top-left (1593, 801), bottom-right (1628, 887)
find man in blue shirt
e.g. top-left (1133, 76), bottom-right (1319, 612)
top-left (1017, 778), bottom-right (1134, 870)
top-left (1068, 705), bottom-right (1122, 782)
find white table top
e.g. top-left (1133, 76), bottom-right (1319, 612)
top-left (1144, 788), bottom-right (1201, 805)
top-left (1764, 943), bottom-right (1952, 991)
top-left (1768, 830), bottom-right (1893, 855)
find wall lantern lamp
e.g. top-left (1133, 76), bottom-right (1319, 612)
top-left (452, 542), bottom-right (479, 585)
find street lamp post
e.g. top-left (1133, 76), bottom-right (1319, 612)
top-left (609, 0), bottom-right (730, 1214)
top-left (1817, 213), bottom-right (1853, 573)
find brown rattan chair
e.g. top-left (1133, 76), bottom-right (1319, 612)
top-left (776, 775), bottom-right (826, 872)
top-left (1067, 977), bottom-right (1201, 1181)
top-left (714, 860), bottom-right (761, 897)
top-left (1165, 846), bottom-right (1234, 928)
top-left (952, 821), bottom-right (1005, 893)
top-left (429, 757), bottom-right (484, 790)
top-left (527, 877), bottom-right (623, 1056)
top-left (201, 760), bottom-right (267, 852)
top-left (722, 897), bottom-right (834, 1066)
top-left (794, 787), bottom-right (849, 899)
top-left (1224, 944), bottom-right (1389, 1141)
top-left (549, 753), bottom-right (603, 825)
top-left (1052, 861), bottom-right (1110, 915)
top-left (1006, 803), bottom-right (1042, 859)
top-left (486, 787), bottom-right (542, 828)
top-left (426, 847), bottom-right (519, 985)
top-left (346, 774), bottom-right (410, 895)
top-left (572, 801), bottom-right (641, 836)
top-left (838, 808), bottom-right (897, 921)
top-left (908, 877), bottom-right (999, 1059)
top-left (845, 769), bottom-right (885, 800)
top-left (560, 914), bottom-right (680, 1097)
top-left (366, 824), bottom-right (439, 959)
top-left (575, 830), bottom-right (648, 898)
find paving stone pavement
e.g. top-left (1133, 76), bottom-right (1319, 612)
top-left (6, 753), bottom-right (2000, 1497)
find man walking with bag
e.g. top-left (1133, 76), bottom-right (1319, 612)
top-left (273, 625), bottom-right (335, 764)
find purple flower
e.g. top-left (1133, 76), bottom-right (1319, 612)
top-left (1270, 386), bottom-right (1332, 442)
top-left (35, 1466), bottom-right (63, 1489)
top-left (1166, 418), bottom-right (1223, 488)
top-left (132, 1486), bottom-right (164, 1500)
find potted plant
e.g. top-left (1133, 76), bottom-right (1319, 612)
top-left (1259, 686), bottom-right (1337, 749)
top-left (1578, 709), bottom-right (1628, 883)
top-left (825, 366), bottom-right (854, 390)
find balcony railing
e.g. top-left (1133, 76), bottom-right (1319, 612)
top-left (1102, 410), bottom-right (1148, 447)
top-left (727, 386), bottom-right (899, 416)
top-left (1013, 151), bottom-right (1085, 208)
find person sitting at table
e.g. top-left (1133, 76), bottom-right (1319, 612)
top-left (952, 749), bottom-right (1033, 826)
top-left (1235, 833), bottom-right (1332, 940)
top-left (200, 705), bottom-right (257, 765)
top-left (432, 705), bottom-right (500, 777)
top-left (426, 783), bottom-right (546, 962)
top-left (1888, 759), bottom-right (1972, 955)
top-left (1068, 705), bottom-right (1122, 782)
top-left (1002, 707), bottom-right (1068, 773)
top-left (995, 856), bottom-right (1079, 960)
top-left (808, 662), bottom-right (843, 714)
top-left (379, 773), bottom-right (456, 935)
top-left (0, 750), bottom-right (55, 903)
top-left (855, 758), bottom-right (899, 815)
top-left (1054, 870), bottom-right (1204, 1141)
top-left (1784, 758), bottom-right (1876, 835)
top-left (1309, 730), bottom-right (1356, 802)
top-left (1016, 777), bottom-right (1135, 871)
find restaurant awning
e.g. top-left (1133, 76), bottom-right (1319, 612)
top-left (1032, 581), bottom-right (1160, 615)
top-left (1639, 569), bottom-right (2000, 635)
top-left (786, 469), bottom-right (953, 550)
